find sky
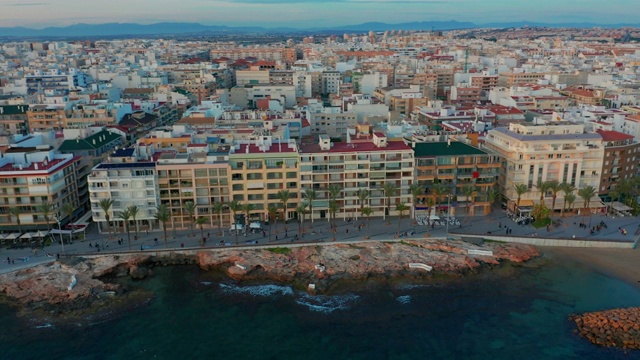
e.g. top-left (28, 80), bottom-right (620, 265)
top-left (0, 0), bottom-right (638, 29)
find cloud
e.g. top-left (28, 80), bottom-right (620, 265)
top-left (6, 2), bottom-right (50, 5)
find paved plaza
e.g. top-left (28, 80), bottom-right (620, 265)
top-left (1, 209), bottom-right (638, 274)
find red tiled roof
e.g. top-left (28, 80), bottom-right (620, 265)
top-left (0, 156), bottom-right (80, 175)
top-left (596, 129), bottom-right (633, 142)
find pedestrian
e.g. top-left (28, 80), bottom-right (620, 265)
top-left (140, 245), bottom-right (143, 251)
top-left (276, 235), bottom-right (278, 241)
top-left (346, 229), bottom-right (349, 234)
top-left (89, 242), bottom-right (92, 247)
top-left (498, 222), bottom-right (502, 228)
top-left (181, 243), bottom-right (184, 248)
top-left (263, 230), bottom-right (266, 238)
top-left (56, 253), bottom-right (60, 260)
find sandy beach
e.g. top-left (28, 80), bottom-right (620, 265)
top-left (543, 247), bottom-right (640, 289)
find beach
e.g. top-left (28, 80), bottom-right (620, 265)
top-left (543, 247), bottom-right (640, 289)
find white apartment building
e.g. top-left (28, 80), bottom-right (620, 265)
top-left (484, 122), bottom-right (604, 211)
top-left (322, 71), bottom-right (342, 95)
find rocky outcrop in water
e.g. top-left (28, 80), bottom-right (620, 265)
top-left (571, 308), bottom-right (640, 350)
top-left (0, 239), bottom-right (539, 316)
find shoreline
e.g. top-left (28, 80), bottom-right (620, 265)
top-left (542, 246), bottom-right (640, 290)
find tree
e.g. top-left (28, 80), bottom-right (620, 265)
top-left (382, 182), bottom-right (398, 222)
top-left (432, 183), bottom-right (447, 214)
top-left (303, 188), bottom-right (317, 226)
top-left (328, 199), bottom-right (339, 241)
top-left (117, 208), bottom-right (132, 250)
top-left (560, 183), bottom-right (576, 217)
top-left (425, 197), bottom-right (436, 226)
top-left (487, 188), bottom-right (500, 219)
top-left (98, 198), bottom-right (114, 237)
top-left (62, 203), bottom-right (75, 246)
top-left (242, 203), bottom-right (255, 233)
top-left (9, 207), bottom-right (21, 232)
top-left (357, 188), bottom-right (370, 221)
top-left (546, 180), bottom-right (561, 217)
top-left (460, 185), bottom-right (475, 222)
top-left (565, 193), bottom-right (576, 215)
top-left (578, 185), bottom-right (597, 217)
top-left (195, 216), bottom-right (207, 246)
top-left (536, 179), bottom-right (551, 204)
top-left (277, 189), bottom-right (291, 224)
top-left (328, 185), bottom-right (342, 229)
top-left (212, 202), bottom-right (225, 236)
top-left (127, 205), bottom-right (139, 241)
top-left (362, 207), bottom-right (373, 239)
top-left (514, 184), bottom-right (530, 209)
top-left (227, 201), bottom-right (242, 245)
top-left (408, 183), bottom-right (423, 223)
top-left (268, 204), bottom-right (279, 242)
top-left (295, 203), bottom-right (307, 239)
top-left (154, 204), bottom-right (171, 248)
top-left (38, 201), bottom-right (53, 248)
top-left (395, 202), bottom-right (409, 230)
top-left (184, 201), bottom-right (197, 236)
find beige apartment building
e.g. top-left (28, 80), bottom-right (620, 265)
top-left (299, 133), bottom-right (414, 222)
top-left (483, 123), bottom-right (604, 212)
top-left (27, 104), bottom-right (117, 132)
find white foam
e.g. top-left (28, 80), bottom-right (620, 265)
top-left (34, 323), bottom-right (54, 329)
top-left (396, 295), bottom-right (411, 305)
top-left (396, 284), bottom-right (432, 291)
top-left (219, 283), bottom-right (294, 297)
top-left (200, 281), bottom-right (213, 286)
top-left (295, 293), bottom-right (360, 313)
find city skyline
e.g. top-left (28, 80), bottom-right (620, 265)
top-left (1, 0), bottom-right (639, 29)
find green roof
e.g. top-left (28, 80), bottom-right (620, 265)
top-left (58, 130), bottom-right (121, 152)
top-left (0, 105), bottom-right (29, 115)
top-left (413, 141), bottom-right (486, 157)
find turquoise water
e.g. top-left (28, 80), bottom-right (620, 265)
top-left (2, 252), bottom-right (640, 360)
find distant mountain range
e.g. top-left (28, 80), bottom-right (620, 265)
top-left (0, 20), bottom-right (638, 38)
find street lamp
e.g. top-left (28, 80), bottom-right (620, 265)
top-left (445, 194), bottom-right (452, 237)
top-left (54, 215), bottom-right (64, 254)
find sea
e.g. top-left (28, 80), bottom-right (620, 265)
top-left (2, 252), bottom-right (640, 360)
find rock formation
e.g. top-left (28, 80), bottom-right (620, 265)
top-left (572, 307), bottom-right (640, 350)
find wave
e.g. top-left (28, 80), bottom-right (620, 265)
top-left (295, 293), bottom-right (360, 314)
top-left (395, 284), bottom-right (432, 291)
top-left (396, 295), bottom-right (411, 305)
top-left (200, 281), bottom-right (213, 286)
top-left (218, 283), bottom-right (294, 297)
top-left (34, 323), bottom-right (54, 329)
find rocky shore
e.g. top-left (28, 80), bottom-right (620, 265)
top-left (0, 239), bottom-right (539, 322)
top-left (571, 308), bottom-right (640, 350)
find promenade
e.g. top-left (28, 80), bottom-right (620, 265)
top-left (1, 209), bottom-right (638, 274)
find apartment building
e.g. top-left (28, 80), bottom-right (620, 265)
top-left (88, 148), bottom-right (159, 233)
top-left (209, 48), bottom-right (296, 64)
top-left (413, 141), bottom-right (500, 216)
top-left (228, 139), bottom-right (300, 223)
top-left (483, 123), bottom-right (604, 212)
top-left (497, 72), bottom-right (547, 87)
top-left (25, 69), bottom-right (88, 95)
top-left (298, 133), bottom-right (414, 221)
top-left (322, 71), bottom-right (342, 95)
top-left (0, 146), bottom-right (83, 231)
top-left (0, 105), bottom-right (29, 135)
top-left (470, 74), bottom-right (499, 92)
top-left (308, 112), bottom-right (356, 138)
top-left (27, 104), bottom-right (118, 132)
top-left (596, 130), bottom-right (640, 196)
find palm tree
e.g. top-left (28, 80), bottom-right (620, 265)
top-left (461, 185), bottom-right (475, 222)
top-left (536, 179), bottom-right (551, 204)
top-left (195, 216), bottom-right (207, 246)
top-left (578, 185), bottom-right (597, 218)
top-left (356, 188), bottom-right (370, 221)
top-left (408, 182), bottom-right (423, 224)
top-left (560, 183), bottom-right (576, 217)
top-left (154, 204), bottom-right (171, 248)
top-left (38, 201), bottom-right (53, 248)
top-left (514, 183), bottom-right (529, 209)
top-left (303, 188), bottom-right (317, 226)
top-left (432, 183), bottom-right (447, 215)
top-left (295, 203), bottom-right (307, 239)
top-left (62, 203), bottom-right (75, 246)
top-left (276, 189), bottom-right (291, 224)
top-left (212, 201), bottom-right (226, 236)
top-left (117, 208), bottom-right (132, 250)
top-left (242, 203), bottom-right (255, 232)
top-left (127, 205), bottom-right (139, 241)
top-left (362, 207), bottom-right (373, 239)
top-left (546, 180), bottom-right (561, 217)
top-left (487, 188), bottom-right (500, 219)
top-left (328, 200), bottom-right (339, 240)
top-left (395, 202), bottom-right (409, 230)
top-left (565, 193), bottom-right (576, 215)
top-left (425, 197), bottom-right (436, 226)
top-left (98, 198), bottom-right (114, 236)
top-left (183, 201), bottom-right (197, 236)
top-left (382, 182), bottom-right (398, 221)
top-left (267, 204), bottom-right (279, 242)
top-left (9, 207), bottom-right (21, 232)
top-left (328, 185), bottom-right (342, 228)
top-left (227, 201), bottom-right (242, 245)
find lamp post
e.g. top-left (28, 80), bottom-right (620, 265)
top-left (55, 215), bottom-right (64, 254)
top-left (445, 194), bottom-right (452, 237)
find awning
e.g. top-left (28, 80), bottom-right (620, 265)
top-left (610, 201), bottom-right (632, 212)
top-left (517, 200), bottom-right (535, 207)
top-left (36, 230), bottom-right (49, 237)
top-left (5, 232), bottom-right (21, 240)
top-left (19, 233), bottom-right (32, 240)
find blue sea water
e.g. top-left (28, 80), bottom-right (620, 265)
top-left (2, 252), bottom-right (640, 360)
